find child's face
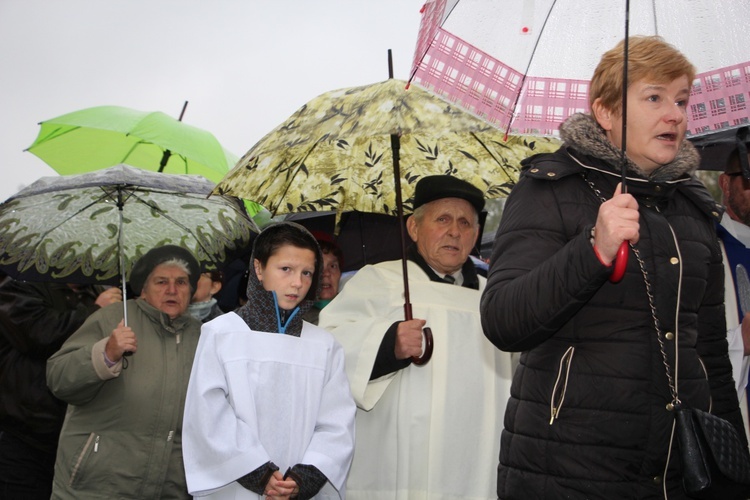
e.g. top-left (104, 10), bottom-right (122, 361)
top-left (254, 245), bottom-right (316, 310)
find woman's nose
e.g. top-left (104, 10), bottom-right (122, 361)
top-left (665, 103), bottom-right (685, 123)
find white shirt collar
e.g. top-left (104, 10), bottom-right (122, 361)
top-left (429, 266), bottom-right (463, 286)
top-left (721, 213), bottom-right (750, 248)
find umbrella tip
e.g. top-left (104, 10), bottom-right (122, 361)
top-left (178, 101), bottom-right (188, 121)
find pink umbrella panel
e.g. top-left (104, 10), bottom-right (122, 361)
top-left (409, 0), bottom-right (750, 142)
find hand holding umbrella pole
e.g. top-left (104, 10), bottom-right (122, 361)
top-left (609, 1), bottom-right (631, 285)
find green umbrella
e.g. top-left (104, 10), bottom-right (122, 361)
top-left (26, 104), bottom-right (238, 183)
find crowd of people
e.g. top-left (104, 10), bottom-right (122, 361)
top-left (1, 35), bottom-right (750, 500)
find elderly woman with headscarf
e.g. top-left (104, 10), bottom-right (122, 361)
top-left (46, 244), bottom-right (202, 499)
top-left (182, 222), bottom-right (356, 500)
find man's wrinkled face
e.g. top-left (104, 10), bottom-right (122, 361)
top-left (407, 197), bottom-right (479, 276)
top-left (141, 264), bottom-right (192, 319)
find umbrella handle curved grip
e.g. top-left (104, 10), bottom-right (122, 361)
top-left (609, 241), bottom-right (629, 283)
top-left (410, 327), bottom-right (434, 366)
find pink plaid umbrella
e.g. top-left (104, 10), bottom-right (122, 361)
top-left (409, 0), bottom-right (749, 143)
top-left (410, 0), bottom-right (750, 282)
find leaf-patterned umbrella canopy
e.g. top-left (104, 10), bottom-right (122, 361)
top-left (0, 164), bottom-right (258, 285)
top-left (214, 78), bottom-right (559, 216)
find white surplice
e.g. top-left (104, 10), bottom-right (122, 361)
top-left (319, 260), bottom-right (514, 500)
top-left (182, 312), bottom-right (356, 499)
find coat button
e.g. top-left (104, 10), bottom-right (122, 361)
top-left (670, 257), bottom-right (679, 265)
top-left (655, 186), bottom-right (662, 192)
top-left (665, 332), bottom-right (674, 340)
top-left (653, 475), bottom-right (662, 484)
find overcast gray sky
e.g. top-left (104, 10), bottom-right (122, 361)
top-left (0, 0), bottom-right (424, 202)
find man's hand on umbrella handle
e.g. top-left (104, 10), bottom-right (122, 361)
top-left (593, 183), bottom-right (639, 265)
top-left (395, 319), bottom-right (427, 360)
top-left (105, 319), bottom-right (137, 361)
top-left (95, 287), bottom-right (122, 308)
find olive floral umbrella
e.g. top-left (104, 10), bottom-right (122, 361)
top-left (0, 164), bottom-right (257, 322)
top-left (215, 77), bottom-right (558, 218)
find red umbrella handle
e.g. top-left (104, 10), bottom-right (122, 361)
top-left (411, 328), bottom-right (434, 365)
top-left (609, 241), bottom-right (628, 283)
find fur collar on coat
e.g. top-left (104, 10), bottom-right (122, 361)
top-left (559, 113), bottom-right (700, 182)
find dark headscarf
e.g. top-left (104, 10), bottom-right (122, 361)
top-left (235, 222), bottom-right (323, 336)
top-left (129, 245), bottom-right (200, 295)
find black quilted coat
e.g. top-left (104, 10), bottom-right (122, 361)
top-left (481, 114), bottom-right (745, 499)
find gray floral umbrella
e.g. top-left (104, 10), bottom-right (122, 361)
top-left (0, 164), bottom-right (257, 292)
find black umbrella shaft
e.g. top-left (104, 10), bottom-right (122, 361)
top-left (620, 0), bottom-right (630, 192)
top-left (390, 133), bottom-right (413, 320)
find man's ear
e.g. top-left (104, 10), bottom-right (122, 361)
top-left (719, 173), bottom-right (731, 199)
top-left (591, 98), bottom-right (613, 131)
top-left (210, 280), bottom-right (222, 295)
top-left (406, 215), bottom-right (418, 242)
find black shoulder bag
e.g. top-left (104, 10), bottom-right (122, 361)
top-left (673, 402), bottom-right (750, 498)
top-left (634, 239), bottom-right (750, 499)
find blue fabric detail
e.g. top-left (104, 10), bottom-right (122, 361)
top-left (271, 291), bottom-right (300, 334)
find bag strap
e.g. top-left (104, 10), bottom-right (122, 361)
top-left (583, 174), bottom-right (680, 406)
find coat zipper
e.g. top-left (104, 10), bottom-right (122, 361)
top-left (550, 346), bottom-right (575, 424)
top-left (69, 432), bottom-right (97, 487)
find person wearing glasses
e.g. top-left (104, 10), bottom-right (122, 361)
top-left (718, 143), bottom-right (750, 434)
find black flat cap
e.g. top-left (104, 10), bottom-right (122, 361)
top-left (129, 245), bottom-right (200, 296)
top-left (413, 175), bottom-right (485, 213)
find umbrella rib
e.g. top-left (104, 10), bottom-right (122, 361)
top-left (24, 125), bottom-right (83, 151)
top-left (118, 140), bottom-right (148, 165)
top-left (127, 192), bottom-right (219, 265)
top-left (26, 189), bottom-right (116, 245)
top-left (469, 132), bottom-right (518, 182)
top-left (270, 142), bottom-right (321, 216)
top-left (502, 0), bottom-right (559, 136)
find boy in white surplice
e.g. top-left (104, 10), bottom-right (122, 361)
top-left (182, 222), bottom-right (356, 499)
